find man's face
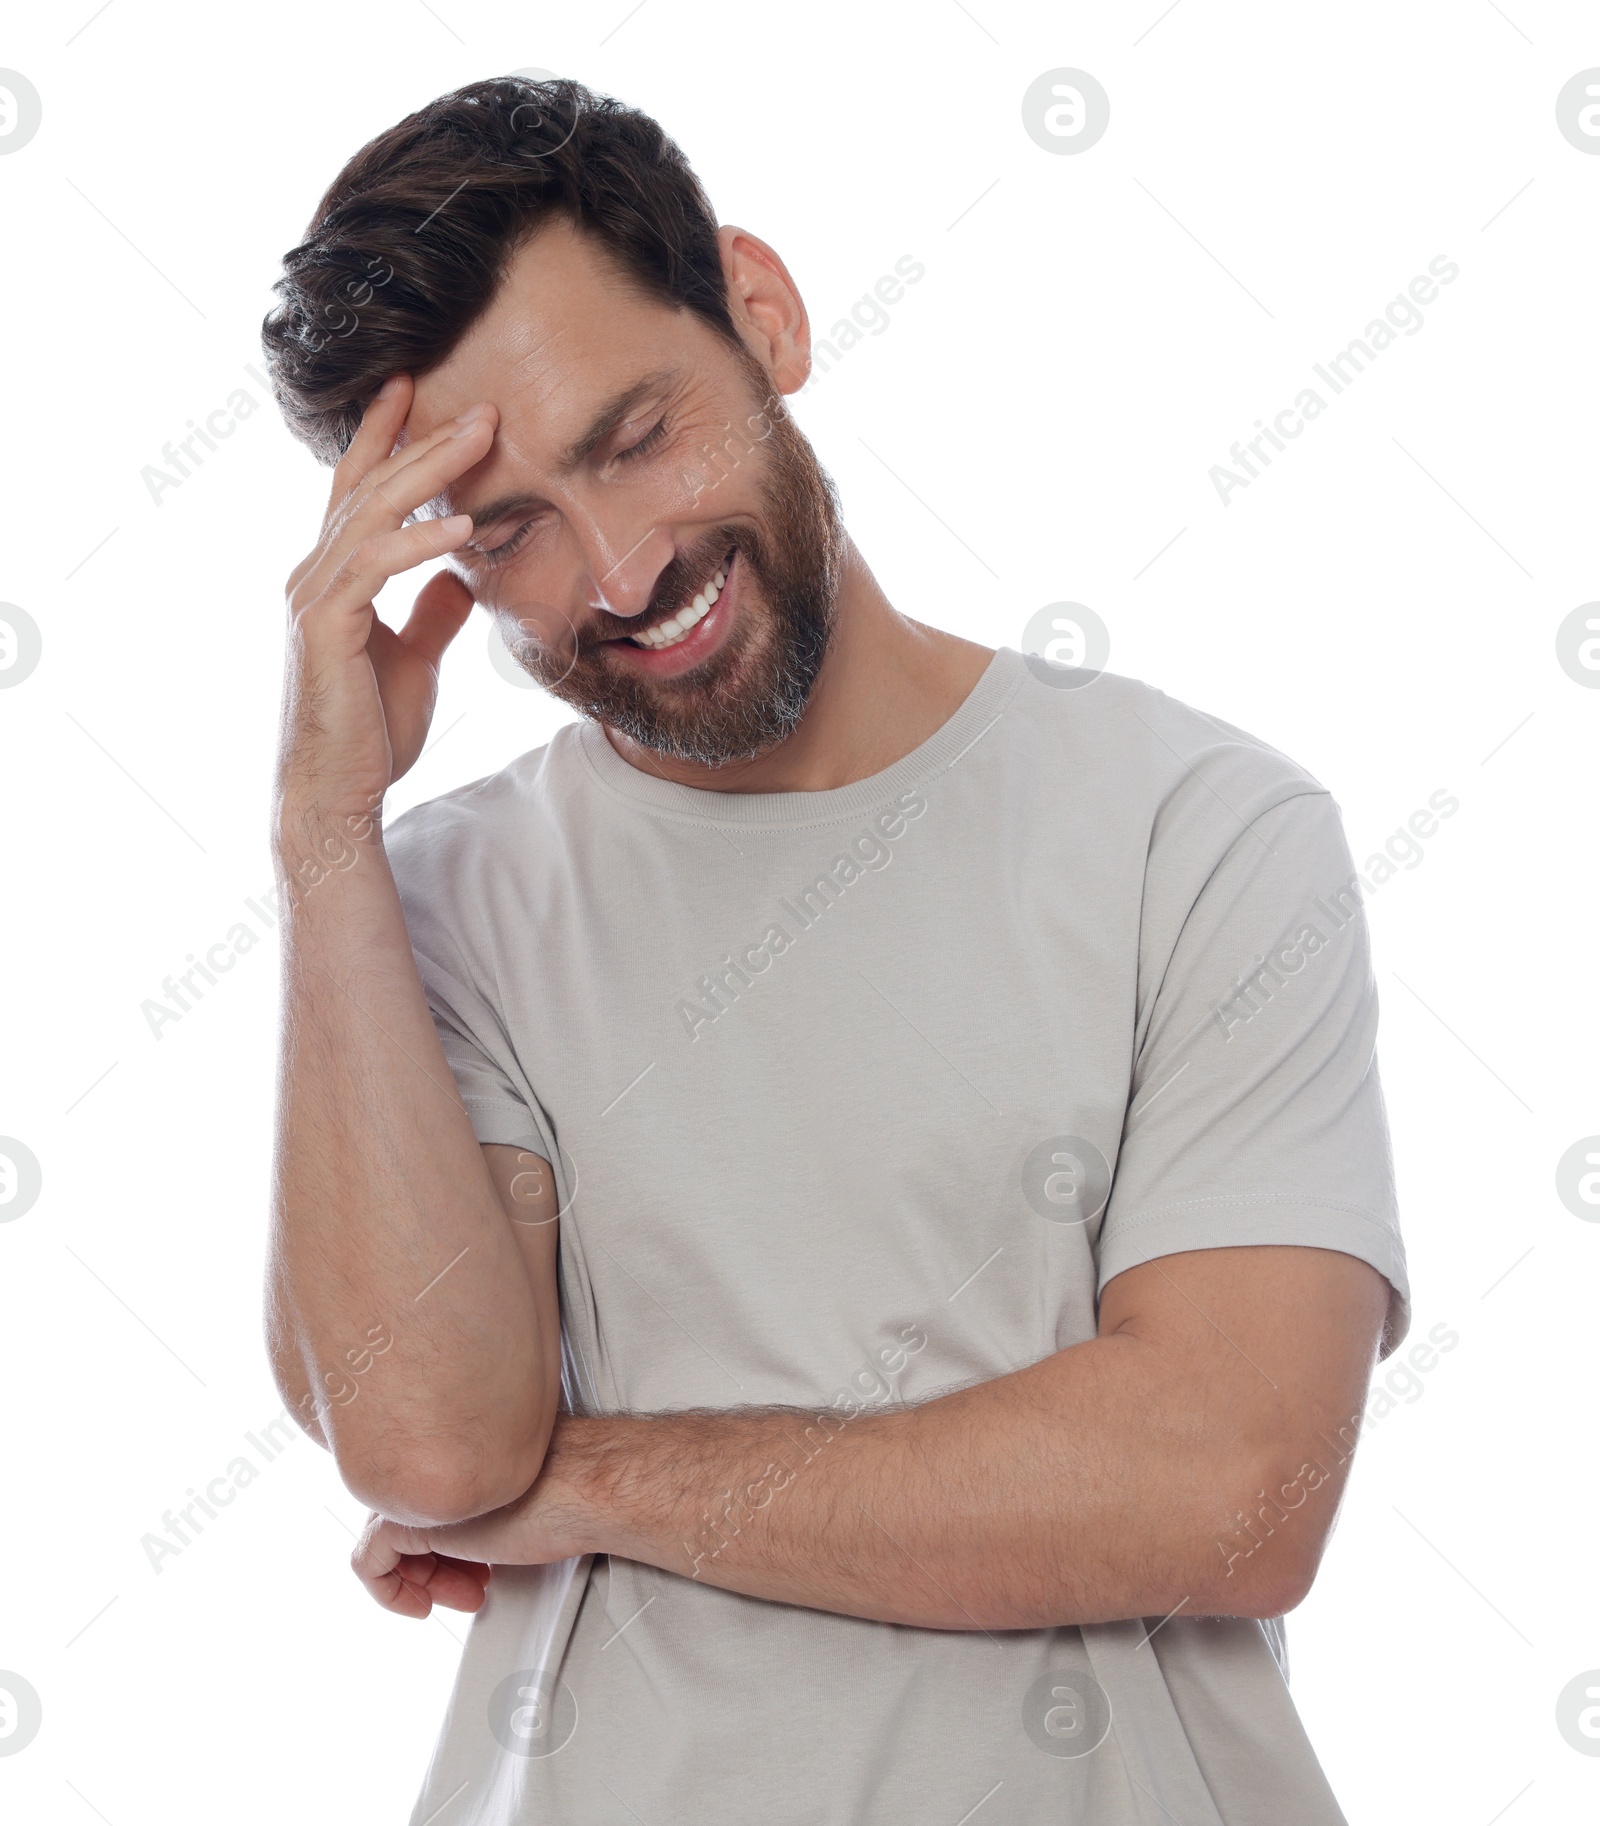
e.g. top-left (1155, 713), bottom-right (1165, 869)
top-left (406, 217), bottom-right (845, 765)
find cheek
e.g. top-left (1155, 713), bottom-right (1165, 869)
top-left (492, 603), bottom-right (579, 657)
top-left (675, 408), bottom-right (777, 508)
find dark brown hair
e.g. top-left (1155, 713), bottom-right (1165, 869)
top-left (260, 76), bottom-right (740, 465)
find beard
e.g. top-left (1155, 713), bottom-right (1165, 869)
top-left (500, 378), bottom-right (846, 766)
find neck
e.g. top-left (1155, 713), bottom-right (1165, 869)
top-left (602, 541), bottom-right (995, 794)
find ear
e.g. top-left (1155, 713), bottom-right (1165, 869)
top-left (716, 226), bottom-right (812, 396)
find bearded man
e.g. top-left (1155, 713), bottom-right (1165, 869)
top-left (261, 76), bottom-right (1407, 1826)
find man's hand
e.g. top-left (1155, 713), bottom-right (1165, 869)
top-left (353, 1538), bottom-right (493, 1621)
top-left (276, 374), bottom-right (496, 834)
top-left (352, 1418), bottom-right (595, 1617)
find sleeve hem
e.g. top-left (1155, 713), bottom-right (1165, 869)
top-left (459, 1096), bottom-right (552, 1157)
top-left (1097, 1197), bottom-right (1411, 1358)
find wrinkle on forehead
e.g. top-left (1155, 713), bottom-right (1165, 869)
top-left (485, 321), bottom-right (579, 465)
top-left (403, 319), bottom-right (574, 450)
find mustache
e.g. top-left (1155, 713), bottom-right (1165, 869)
top-left (582, 532), bottom-right (741, 648)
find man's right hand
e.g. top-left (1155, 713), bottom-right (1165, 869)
top-left (275, 374), bottom-right (498, 834)
top-left (265, 381), bottom-right (561, 1527)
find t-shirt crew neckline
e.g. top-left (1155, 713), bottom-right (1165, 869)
top-left (574, 644), bottom-right (1027, 831)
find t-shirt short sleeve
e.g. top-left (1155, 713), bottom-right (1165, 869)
top-left (415, 946), bottom-right (553, 1161)
top-left (1098, 786), bottom-right (1410, 1356)
top-left (384, 804), bottom-right (554, 1165)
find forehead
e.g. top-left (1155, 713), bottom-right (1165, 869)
top-left (406, 216), bottom-right (716, 444)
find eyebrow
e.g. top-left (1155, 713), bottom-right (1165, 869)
top-left (451, 366), bottom-right (682, 540)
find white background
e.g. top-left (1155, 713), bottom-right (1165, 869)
top-left (1, 2), bottom-right (1596, 1821)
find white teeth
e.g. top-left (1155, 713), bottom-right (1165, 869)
top-left (634, 593), bottom-right (710, 650)
top-left (629, 557), bottom-right (732, 650)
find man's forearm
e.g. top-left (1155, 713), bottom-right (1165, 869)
top-left (268, 808), bottom-right (556, 1524)
top-left (556, 1331), bottom-right (1339, 1631)
top-left (358, 1250), bottom-right (1385, 1630)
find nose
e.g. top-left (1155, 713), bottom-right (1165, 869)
top-left (572, 508), bottom-right (677, 622)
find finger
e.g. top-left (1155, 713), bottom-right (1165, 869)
top-left (372, 1552), bottom-right (487, 1618)
top-left (321, 404), bottom-right (497, 557)
top-left (287, 378), bottom-right (416, 597)
top-left (300, 516), bottom-right (474, 644)
top-left (359, 1559), bottom-right (430, 1616)
top-left (352, 1515), bottom-right (409, 1582)
top-left (352, 1515), bottom-right (428, 1587)
top-left (395, 568), bottom-right (477, 671)
top-left (354, 1530), bottom-right (436, 1617)
top-left (416, 1554), bottom-right (493, 1613)
top-left (331, 373), bottom-right (413, 502)
top-left (296, 418), bottom-right (491, 612)
top-left (385, 1571), bottom-right (436, 1618)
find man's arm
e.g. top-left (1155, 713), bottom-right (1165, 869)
top-left (353, 1244), bottom-right (1389, 1627)
top-left (266, 375), bottom-right (560, 1529)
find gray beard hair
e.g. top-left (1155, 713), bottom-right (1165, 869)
top-left (592, 643), bottom-right (819, 765)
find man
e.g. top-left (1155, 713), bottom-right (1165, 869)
top-left (262, 76), bottom-right (1408, 1825)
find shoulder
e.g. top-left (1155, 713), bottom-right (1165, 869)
top-left (999, 655), bottom-right (1334, 847)
top-left (382, 726), bottom-right (579, 906)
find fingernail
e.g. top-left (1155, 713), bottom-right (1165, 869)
top-left (450, 403), bottom-right (492, 436)
top-left (378, 375), bottom-right (405, 398)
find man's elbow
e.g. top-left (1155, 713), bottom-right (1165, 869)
top-left (1193, 1497), bottom-right (1328, 1618)
top-left (340, 1426), bottom-right (553, 1528)
top-left (1207, 1548), bottom-right (1319, 1620)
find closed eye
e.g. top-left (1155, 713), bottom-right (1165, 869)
top-left (469, 414), bottom-right (671, 566)
top-left (615, 415), bottom-right (669, 463)
top-left (477, 518), bottom-right (541, 567)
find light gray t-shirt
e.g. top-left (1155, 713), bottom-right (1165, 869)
top-left (386, 646), bottom-right (1409, 1826)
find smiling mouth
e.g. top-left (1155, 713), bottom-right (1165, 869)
top-left (625, 548), bottom-right (734, 651)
